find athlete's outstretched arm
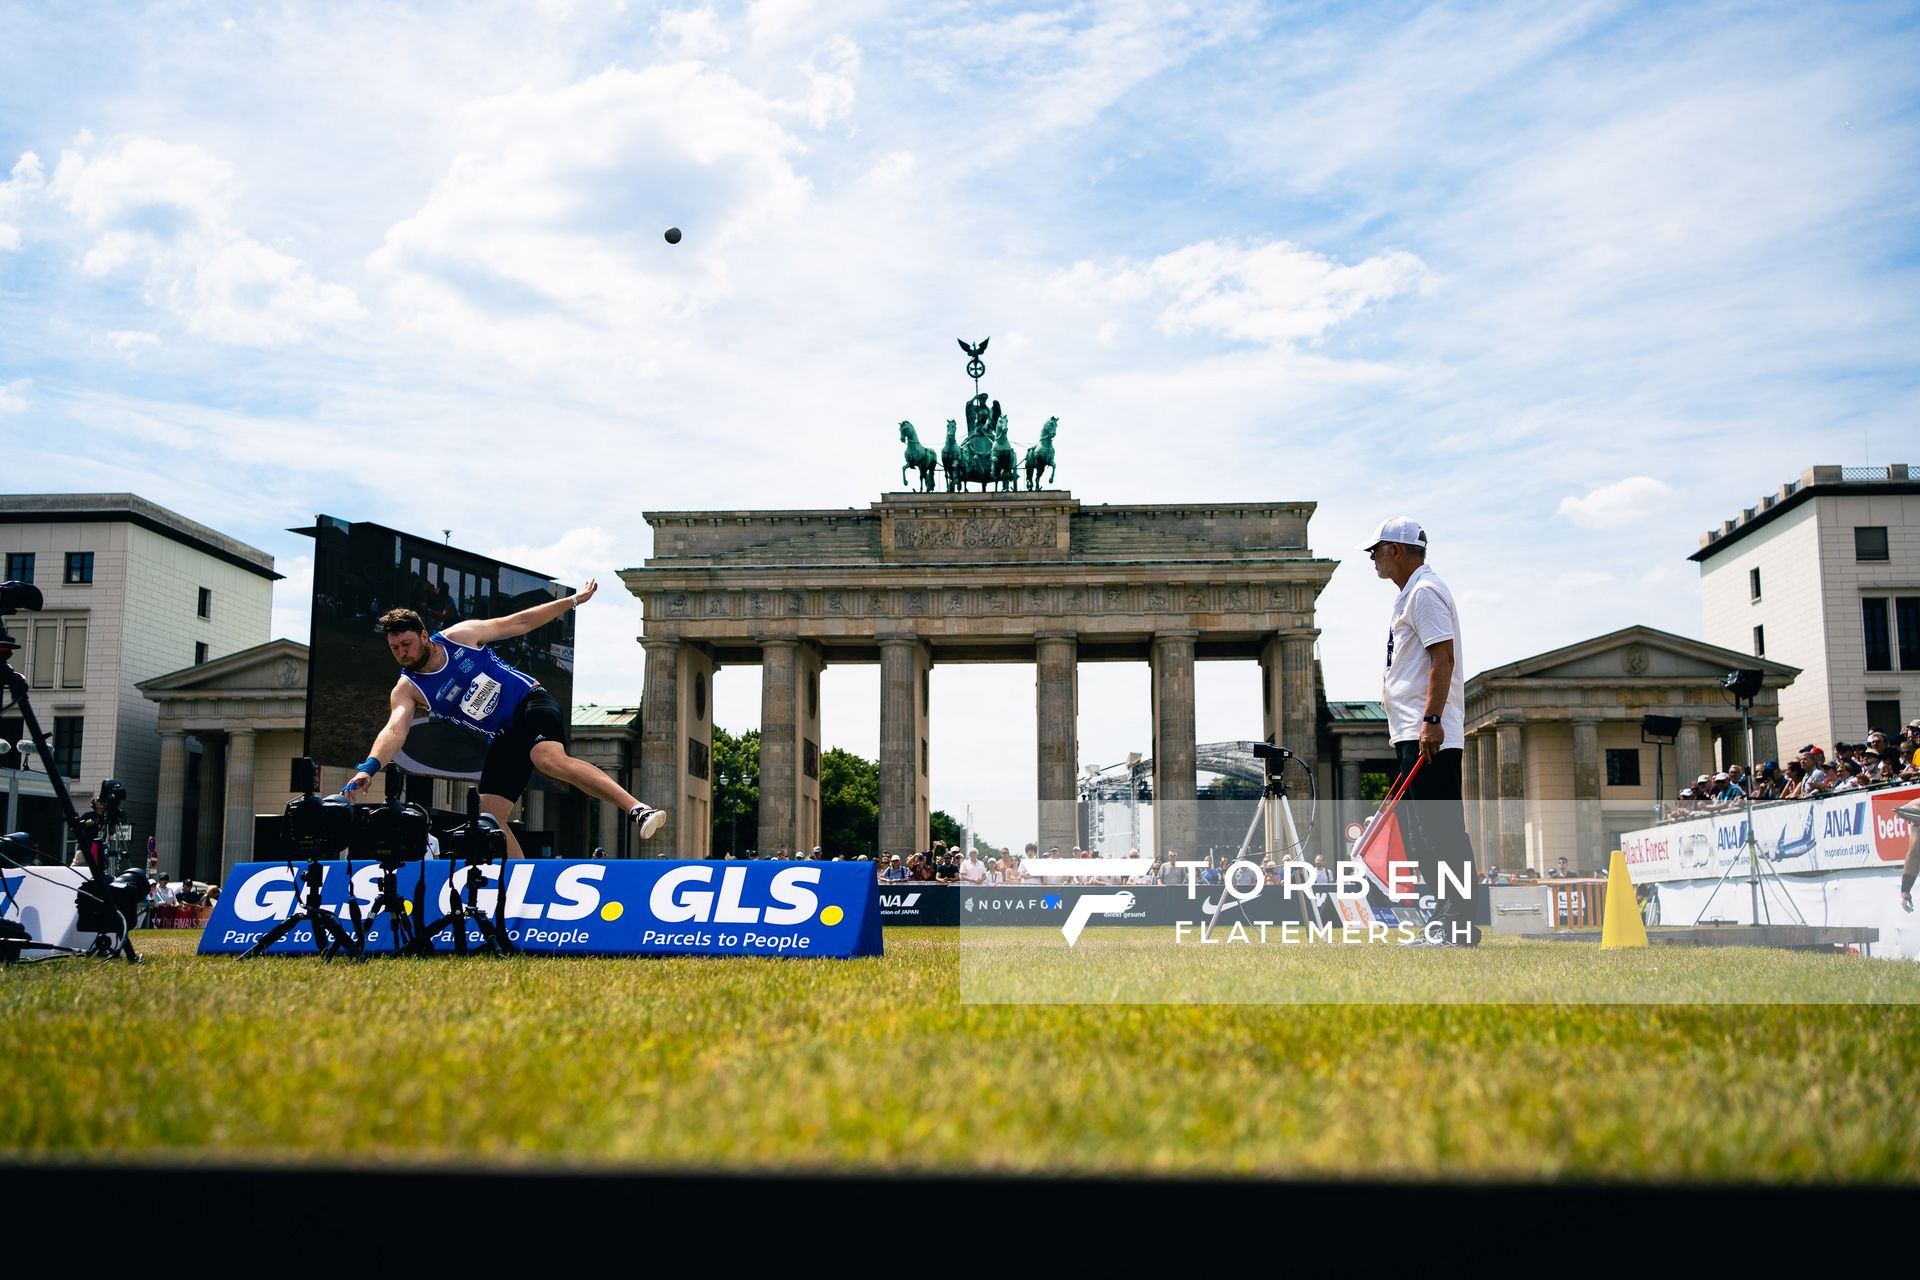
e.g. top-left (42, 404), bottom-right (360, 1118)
top-left (348, 687), bottom-right (420, 793)
top-left (444, 578), bottom-right (597, 646)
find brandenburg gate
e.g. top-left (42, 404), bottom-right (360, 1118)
top-left (621, 492), bottom-right (1334, 859)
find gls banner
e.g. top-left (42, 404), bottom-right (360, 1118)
top-left (197, 860), bottom-right (884, 958)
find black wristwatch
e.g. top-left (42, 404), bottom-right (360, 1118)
top-left (1422, 715), bottom-right (1442, 725)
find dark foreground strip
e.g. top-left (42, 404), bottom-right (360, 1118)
top-left (3, 1160), bottom-right (1912, 1264)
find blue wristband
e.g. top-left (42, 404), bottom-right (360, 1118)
top-left (357, 757), bottom-right (382, 775)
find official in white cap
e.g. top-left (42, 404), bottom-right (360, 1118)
top-left (1363, 515), bottom-right (1478, 946)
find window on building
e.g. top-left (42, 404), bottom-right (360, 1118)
top-left (1864, 598), bottom-right (1893, 671)
top-left (1855, 527), bottom-right (1890, 561)
top-left (51, 716), bottom-right (82, 779)
top-left (60, 622), bottom-right (85, 688)
top-left (688, 737), bottom-right (710, 781)
top-left (194, 641), bottom-right (209, 665)
top-left (1749, 567), bottom-right (1762, 601)
top-left (1867, 701), bottom-right (1903, 739)
top-left (63, 552), bottom-right (94, 584)
top-left (197, 586), bottom-right (211, 619)
top-left (3, 552), bottom-right (32, 583)
top-left (1605, 749), bottom-right (1642, 787)
top-left (30, 621), bottom-right (56, 688)
top-left (1753, 625), bottom-right (1765, 657)
top-left (1898, 597), bottom-right (1920, 671)
top-left (804, 738), bottom-right (819, 780)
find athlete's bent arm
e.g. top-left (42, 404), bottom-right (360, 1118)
top-left (443, 578), bottom-right (598, 648)
top-left (348, 687), bottom-right (419, 793)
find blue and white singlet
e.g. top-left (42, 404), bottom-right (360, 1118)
top-left (399, 632), bottom-right (538, 737)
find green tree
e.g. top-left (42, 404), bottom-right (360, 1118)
top-left (930, 809), bottom-right (963, 850)
top-left (710, 726), bottom-right (760, 856)
top-left (819, 746), bottom-right (880, 857)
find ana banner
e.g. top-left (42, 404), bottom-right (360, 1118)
top-left (198, 859), bottom-right (883, 959)
top-left (1619, 784), bottom-right (1917, 885)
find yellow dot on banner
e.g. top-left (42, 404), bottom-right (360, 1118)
top-left (600, 901), bottom-right (624, 922)
top-left (402, 900), bottom-right (413, 915)
top-left (819, 905), bottom-right (844, 926)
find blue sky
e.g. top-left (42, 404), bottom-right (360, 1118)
top-left (3, 1), bottom-right (1917, 846)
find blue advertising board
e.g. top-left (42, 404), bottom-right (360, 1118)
top-left (197, 859), bottom-right (883, 959)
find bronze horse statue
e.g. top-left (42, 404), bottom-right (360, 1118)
top-left (992, 423), bottom-right (1018, 492)
top-left (899, 421), bottom-right (938, 492)
top-left (941, 419), bottom-right (961, 492)
top-left (1023, 416), bottom-right (1058, 490)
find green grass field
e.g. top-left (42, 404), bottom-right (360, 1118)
top-left (4, 930), bottom-right (1920, 1181)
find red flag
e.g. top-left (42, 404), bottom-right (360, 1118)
top-left (1350, 756), bottom-right (1423, 903)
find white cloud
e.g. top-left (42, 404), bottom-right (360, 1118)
top-left (368, 63), bottom-right (811, 366)
top-left (794, 35), bottom-right (859, 129)
top-left (0, 378), bottom-right (30, 413)
top-left (867, 150), bottom-right (915, 184)
top-left (1556, 476), bottom-right (1679, 530)
top-left (658, 6), bottom-right (731, 56)
top-left (105, 329), bottom-right (160, 356)
top-left (747, 0), bottom-right (812, 43)
top-left (23, 137), bottom-right (361, 346)
top-left (1049, 238), bottom-right (1431, 346)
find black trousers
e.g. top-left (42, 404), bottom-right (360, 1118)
top-left (1392, 743), bottom-right (1476, 918)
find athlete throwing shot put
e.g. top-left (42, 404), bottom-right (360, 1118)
top-left (348, 579), bottom-right (665, 854)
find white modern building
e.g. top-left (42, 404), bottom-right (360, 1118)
top-left (1695, 464), bottom-right (1920, 754)
top-left (0, 494), bottom-right (278, 865)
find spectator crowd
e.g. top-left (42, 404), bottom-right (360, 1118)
top-left (1661, 720), bottom-right (1920, 822)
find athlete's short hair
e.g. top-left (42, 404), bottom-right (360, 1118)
top-left (379, 607), bottom-right (427, 636)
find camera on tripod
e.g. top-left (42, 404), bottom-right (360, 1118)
top-left (278, 757), bottom-right (429, 865)
top-left (0, 578), bottom-right (42, 653)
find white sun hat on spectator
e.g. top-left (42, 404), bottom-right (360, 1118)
top-left (1358, 516), bottom-right (1428, 552)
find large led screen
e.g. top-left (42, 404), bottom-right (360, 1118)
top-left (300, 515), bottom-right (575, 779)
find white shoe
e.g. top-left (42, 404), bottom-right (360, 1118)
top-left (630, 804), bottom-right (666, 839)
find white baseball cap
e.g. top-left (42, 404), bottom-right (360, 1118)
top-left (1359, 516), bottom-right (1428, 552)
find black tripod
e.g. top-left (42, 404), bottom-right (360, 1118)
top-left (421, 787), bottom-right (517, 956)
top-left (240, 854), bottom-right (363, 960)
top-left (0, 590), bottom-right (140, 964)
top-left (350, 766), bottom-right (435, 957)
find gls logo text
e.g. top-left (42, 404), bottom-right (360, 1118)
top-left (650, 865), bottom-right (823, 925)
top-left (232, 863), bottom-right (609, 922)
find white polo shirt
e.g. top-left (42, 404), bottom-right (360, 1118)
top-left (1382, 562), bottom-right (1466, 748)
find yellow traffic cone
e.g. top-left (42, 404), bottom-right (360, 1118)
top-left (1600, 848), bottom-right (1648, 949)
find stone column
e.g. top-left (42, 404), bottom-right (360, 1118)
top-left (1151, 631), bottom-right (1198, 860)
top-left (639, 638), bottom-right (683, 856)
top-left (878, 638), bottom-right (930, 859)
top-left (524, 788), bottom-right (546, 836)
top-left (759, 638), bottom-right (798, 854)
top-left (596, 797), bottom-right (620, 857)
top-left (1475, 731), bottom-right (1498, 865)
top-left (1462, 732), bottom-right (1481, 849)
top-left (1751, 715), bottom-right (1780, 770)
top-left (1339, 759), bottom-right (1361, 811)
top-left (154, 730), bottom-right (188, 878)
top-left (196, 735), bottom-right (224, 868)
top-left (1572, 718), bottom-right (1602, 868)
top-left (1496, 721), bottom-right (1526, 870)
top-left (1035, 632), bottom-right (1079, 855)
top-left (1259, 633), bottom-right (1319, 758)
top-left (758, 639), bottom-right (824, 856)
top-left (1676, 719), bottom-right (1705, 789)
top-left (221, 728), bottom-right (256, 882)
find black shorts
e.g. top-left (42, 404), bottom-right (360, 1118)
top-left (479, 687), bottom-right (569, 802)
